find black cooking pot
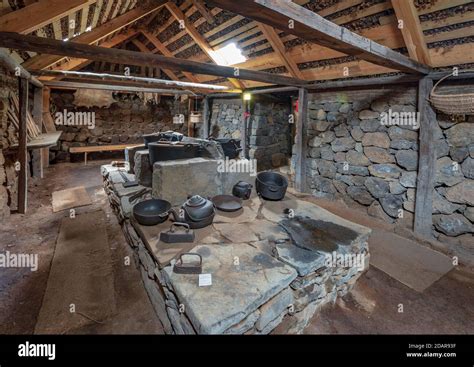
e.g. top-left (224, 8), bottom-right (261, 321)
top-left (232, 181), bottom-right (252, 200)
top-left (256, 172), bottom-right (288, 201)
top-left (170, 195), bottom-right (215, 229)
top-left (133, 198), bottom-right (172, 226)
top-left (210, 138), bottom-right (242, 159)
top-left (148, 142), bottom-right (203, 165)
top-left (143, 131), bottom-right (184, 147)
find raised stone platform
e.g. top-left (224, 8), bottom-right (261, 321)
top-left (101, 164), bottom-right (371, 334)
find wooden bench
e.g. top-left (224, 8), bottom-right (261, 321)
top-left (70, 144), bottom-right (143, 165)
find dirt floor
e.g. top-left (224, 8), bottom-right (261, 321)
top-left (0, 160), bottom-right (473, 334)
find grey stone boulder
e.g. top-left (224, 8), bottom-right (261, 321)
top-left (368, 164), bottom-right (401, 179)
top-left (395, 150), bottom-right (418, 171)
top-left (311, 176), bottom-right (337, 194)
top-left (435, 157), bottom-right (464, 186)
top-left (309, 147), bottom-right (321, 158)
top-left (324, 102), bottom-right (341, 112)
top-left (461, 157), bottom-right (474, 179)
top-left (336, 163), bottom-right (369, 176)
top-left (350, 126), bottom-right (364, 142)
top-left (362, 132), bottom-right (390, 149)
top-left (331, 137), bottom-right (356, 152)
top-left (347, 185), bottom-right (374, 205)
top-left (400, 171), bottom-right (417, 188)
top-left (316, 159), bottom-right (337, 178)
top-left (346, 150), bottom-right (370, 166)
top-left (464, 207), bottom-right (474, 222)
top-left (360, 119), bottom-right (381, 132)
top-left (320, 145), bottom-right (335, 161)
top-left (380, 195), bottom-right (404, 218)
top-left (371, 100), bottom-right (389, 113)
top-left (339, 103), bottom-right (351, 114)
top-left (388, 126), bottom-right (418, 141)
top-left (309, 136), bottom-right (323, 148)
top-left (364, 177), bottom-right (390, 198)
top-left (364, 146), bottom-right (395, 164)
top-left (433, 189), bottom-right (464, 215)
top-left (450, 147), bottom-right (469, 163)
top-left (314, 120), bottom-right (332, 132)
top-left (134, 150), bottom-right (152, 187)
top-left (433, 214), bottom-right (473, 236)
top-left (434, 139), bottom-right (450, 159)
top-left (390, 181), bottom-right (407, 194)
top-left (359, 110), bottom-right (380, 120)
top-left (320, 131), bottom-right (336, 143)
top-left (390, 139), bottom-right (417, 150)
top-left (445, 123), bottom-right (473, 147)
top-left (445, 181), bottom-right (474, 206)
top-left (334, 124), bottom-right (350, 137)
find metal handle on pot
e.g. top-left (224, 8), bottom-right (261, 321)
top-left (169, 222), bottom-right (190, 232)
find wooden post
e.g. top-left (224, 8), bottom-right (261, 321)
top-left (32, 86), bottom-right (44, 178)
top-left (414, 77), bottom-right (436, 237)
top-left (202, 96), bottom-right (210, 138)
top-left (295, 88), bottom-right (308, 192)
top-left (241, 98), bottom-right (249, 159)
top-left (187, 96), bottom-right (194, 137)
top-left (18, 78), bottom-right (29, 214)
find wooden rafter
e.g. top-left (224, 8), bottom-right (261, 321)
top-left (1, 32), bottom-right (307, 86)
top-left (205, 0), bottom-right (431, 74)
top-left (0, 0), bottom-right (94, 34)
top-left (391, 0), bottom-right (432, 65)
top-left (131, 39), bottom-right (180, 81)
top-left (165, 1), bottom-right (246, 89)
top-left (194, 0), bottom-right (214, 24)
top-left (141, 31), bottom-right (200, 84)
top-left (258, 23), bottom-right (303, 79)
top-left (22, 2), bottom-right (166, 69)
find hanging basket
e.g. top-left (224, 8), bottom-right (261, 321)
top-left (430, 70), bottom-right (474, 115)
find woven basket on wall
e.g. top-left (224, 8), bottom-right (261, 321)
top-left (430, 70), bottom-right (474, 115)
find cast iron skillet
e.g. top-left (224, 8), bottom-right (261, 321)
top-left (133, 199), bottom-right (172, 226)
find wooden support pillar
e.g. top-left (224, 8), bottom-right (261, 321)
top-left (32, 86), bottom-right (44, 178)
top-left (241, 98), bottom-right (249, 159)
top-left (295, 88), bottom-right (308, 193)
top-left (202, 96), bottom-right (210, 139)
top-left (414, 77), bottom-right (436, 237)
top-left (18, 78), bottom-right (29, 214)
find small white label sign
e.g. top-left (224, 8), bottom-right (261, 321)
top-left (198, 273), bottom-right (212, 287)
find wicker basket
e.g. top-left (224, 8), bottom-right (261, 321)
top-left (430, 71), bottom-right (474, 115)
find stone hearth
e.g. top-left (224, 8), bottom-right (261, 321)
top-left (101, 164), bottom-right (371, 334)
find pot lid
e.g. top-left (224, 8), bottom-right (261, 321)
top-left (186, 195), bottom-right (207, 207)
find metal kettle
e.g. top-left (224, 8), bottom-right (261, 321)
top-left (170, 195), bottom-right (215, 229)
top-left (232, 181), bottom-right (253, 200)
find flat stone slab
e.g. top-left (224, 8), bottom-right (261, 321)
top-left (276, 242), bottom-right (327, 277)
top-left (163, 243), bottom-right (297, 334)
top-left (213, 223), bottom-right (260, 243)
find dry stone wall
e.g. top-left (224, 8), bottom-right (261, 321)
top-left (209, 97), bottom-right (291, 170)
top-left (0, 64), bottom-right (21, 219)
top-left (295, 86), bottom-right (473, 245)
top-left (51, 91), bottom-right (185, 162)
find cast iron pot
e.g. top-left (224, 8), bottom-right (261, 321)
top-left (232, 181), bottom-right (252, 200)
top-left (133, 198), bottom-right (172, 226)
top-left (148, 142), bottom-right (203, 165)
top-left (143, 131), bottom-right (183, 147)
top-left (170, 195), bottom-right (215, 229)
top-left (255, 171), bottom-right (288, 201)
top-left (210, 138), bottom-right (242, 159)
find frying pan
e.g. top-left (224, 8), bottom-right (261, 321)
top-left (211, 195), bottom-right (243, 212)
top-left (133, 199), bottom-right (172, 226)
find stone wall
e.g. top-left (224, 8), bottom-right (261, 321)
top-left (0, 64), bottom-right (20, 219)
top-left (209, 97), bottom-right (291, 170)
top-left (51, 91), bottom-right (185, 162)
top-left (296, 86), bottom-right (473, 243)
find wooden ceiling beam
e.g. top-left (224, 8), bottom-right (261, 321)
top-left (22, 1), bottom-right (166, 69)
top-left (0, 0), bottom-right (95, 34)
top-left (391, 0), bottom-right (432, 65)
top-left (0, 32), bottom-right (308, 86)
top-left (165, 1), bottom-right (245, 89)
top-left (194, 0), bottom-right (215, 24)
top-left (205, 0), bottom-right (431, 74)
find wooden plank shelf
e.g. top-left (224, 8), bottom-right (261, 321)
top-left (11, 131), bottom-right (62, 150)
